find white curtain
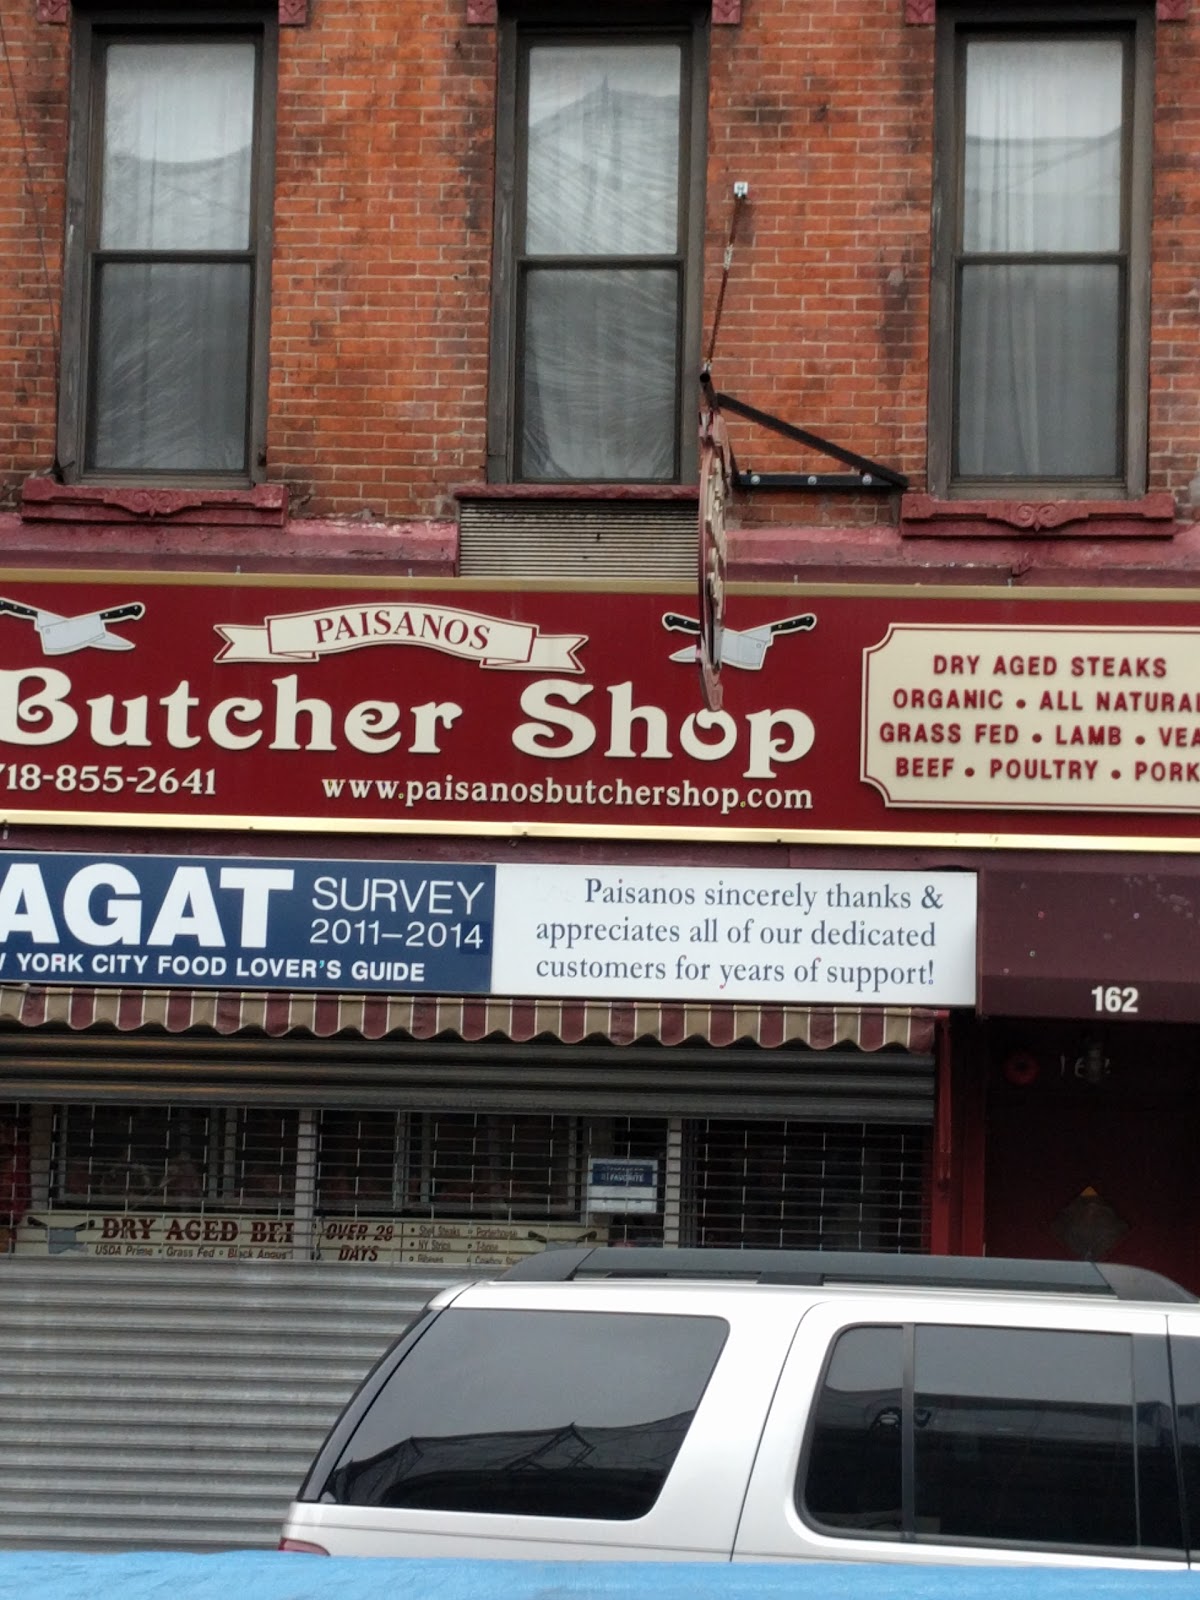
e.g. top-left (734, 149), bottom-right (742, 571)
top-left (957, 39), bottom-right (1123, 479)
top-left (93, 42), bottom-right (255, 472)
top-left (520, 44), bottom-right (681, 481)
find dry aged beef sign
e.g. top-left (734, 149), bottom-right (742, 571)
top-left (0, 571), bottom-right (1198, 844)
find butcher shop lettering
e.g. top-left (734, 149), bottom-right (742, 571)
top-left (0, 670), bottom-right (811, 780)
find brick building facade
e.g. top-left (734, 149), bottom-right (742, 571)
top-left (6, 1), bottom-right (1194, 533)
top-left (1, 0), bottom-right (1199, 1551)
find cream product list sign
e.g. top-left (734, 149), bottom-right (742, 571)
top-left (861, 625), bottom-right (1200, 813)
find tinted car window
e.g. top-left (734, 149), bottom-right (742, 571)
top-left (803, 1325), bottom-right (903, 1532)
top-left (1169, 1334), bottom-right (1200, 1554)
top-left (323, 1308), bottom-right (728, 1520)
top-left (914, 1326), bottom-right (1136, 1547)
top-left (803, 1324), bottom-right (1149, 1553)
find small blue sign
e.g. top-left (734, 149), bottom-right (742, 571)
top-left (0, 852), bottom-right (495, 994)
top-left (587, 1158), bottom-right (660, 1214)
top-left (589, 1160), bottom-right (658, 1189)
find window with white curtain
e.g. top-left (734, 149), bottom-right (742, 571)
top-left (489, 13), bottom-right (706, 484)
top-left (930, 11), bottom-right (1152, 498)
top-left (59, 14), bottom-right (276, 482)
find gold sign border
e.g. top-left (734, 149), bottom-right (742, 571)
top-left (6, 567), bottom-right (1200, 603)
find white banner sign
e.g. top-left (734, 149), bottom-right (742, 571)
top-left (492, 864), bottom-right (976, 1006)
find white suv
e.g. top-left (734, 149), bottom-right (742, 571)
top-left (280, 1248), bottom-right (1200, 1567)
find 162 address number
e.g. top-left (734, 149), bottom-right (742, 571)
top-left (1090, 985), bottom-right (1139, 1014)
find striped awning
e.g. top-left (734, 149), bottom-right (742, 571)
top-left (0, 984), bottom-right (936, 1052)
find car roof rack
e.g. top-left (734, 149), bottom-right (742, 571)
top-left (500, 1248), bottom-right (1197, 1303)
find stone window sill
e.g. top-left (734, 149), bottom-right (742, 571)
top-left (38, 1), bottom-right (308, 21)
top-left (20, 478), bottom-right (288, 528)
top-left (899, 492), bottom-right (1177, 539)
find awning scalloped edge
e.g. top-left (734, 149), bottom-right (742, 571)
top-left (0, 984), bottom-right (937, 1052)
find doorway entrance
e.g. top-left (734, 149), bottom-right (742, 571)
top-left (983, 1021), bottom-right (1200, 1294)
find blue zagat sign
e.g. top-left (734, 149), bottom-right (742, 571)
top-left (0, 852), bottom-right (495, 994)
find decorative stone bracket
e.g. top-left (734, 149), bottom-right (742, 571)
top-left (899, 492), bottom-right (1178, 539)
top-left (38, 1), bottom-right (308, 21)
top-left (19, 478), bottom-right (289, 528)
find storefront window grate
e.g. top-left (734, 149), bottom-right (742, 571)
top-left (49, 1104), bottom-right (299, 1215)
top-left (1, 1103), bottom-right (31, 1247)
top-left (8, 1102), bottom-right (929, 1263)
top-left (686, 1119), bottom-right (929, 1253)
top-left (315, 1111), bottom-right (667, 1246)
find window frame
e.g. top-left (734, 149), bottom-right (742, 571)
top-left (798, 1319), bottom-right (1183, 1558)
top-left (1167, 1331), bottom-right (1200, 1557)
top-left (58, 6), bottom-right (278, 487)
top-left (928, 4), bottom-right (1153, 501)
top-left (486, 4), bottom-right (708, 486)
top-left (318, 1306), bottom-right (730, 1518)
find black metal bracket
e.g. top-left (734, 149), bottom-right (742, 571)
top-left (708, 385), bottom-right (909, 493)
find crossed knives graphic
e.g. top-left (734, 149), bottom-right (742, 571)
top-left (0, 596), bottom-right (813, 667)
top-left (0, 598), bottom-right (144, 654)
top-left (663, 611), bottom-right (817, 669)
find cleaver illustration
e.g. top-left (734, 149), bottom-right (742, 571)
top-left (663, 612), bottom-right (817, 670)
top-left (0, 598), bottom-right (145, 654)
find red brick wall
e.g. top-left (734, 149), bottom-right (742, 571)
top-left (0, 10), bottom-right (68, 511)
top-left (268, 7), bottom-right (496, 518)
top-left (705, 0), bottom-right (934, 527)
top-left (1147, 10), bottom-right (1200, 508)
top-left (0, 2), bottom-right (1196, 529)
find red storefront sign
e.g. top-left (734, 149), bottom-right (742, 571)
top-left (0, 570), bottom-right (1198, 844)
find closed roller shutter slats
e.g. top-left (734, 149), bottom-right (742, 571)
top-left (0, 1045), bottom-right (935, 1121)
top-left (0, 1026), bottom-right (936, 1551)
top-left (0, 1258), bottom-right (460, 1552)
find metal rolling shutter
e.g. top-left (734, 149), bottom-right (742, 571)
top-left (1, 1037), bottom-right (935, 1122)
top-left (0, 1004), bottom-right (937, 1551)
top-left (0, 1257), bottom-right (460, 1552)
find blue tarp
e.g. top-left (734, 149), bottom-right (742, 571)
top-left (0, 1554), bottom-right (1197, 1600)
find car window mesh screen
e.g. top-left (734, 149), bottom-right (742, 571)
top-left (325, 1308), bottom-right (728, 1520)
